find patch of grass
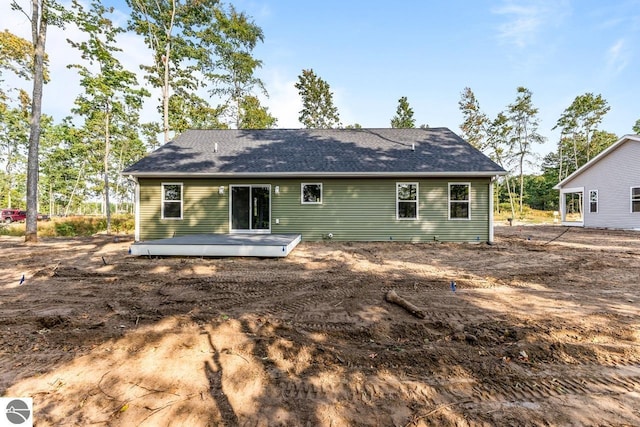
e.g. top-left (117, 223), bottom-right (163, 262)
top-left (0, 214), bottom-right (135, 237)
top-left (494, 208), bottom-right (558, 225)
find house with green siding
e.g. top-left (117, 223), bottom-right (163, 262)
top-left (123, 128), bottom-right (505, 245)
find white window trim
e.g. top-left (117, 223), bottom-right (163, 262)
top-left (559, 187), bottom-right (584, 226)
top-left (589, 189), bottom-right (598, 214)
top-left (301, 183), bottom-right (323, 204)
top-left (631, 186), bottom-right (640, 213)
top-left (161, 182), bottom-right (183, 220)
top-left (396, 182), bottom-right (419, 220)
top-left (448, 182), bottom-right (471, 220)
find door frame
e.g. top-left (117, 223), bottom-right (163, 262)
top-left (228, 184), bottom-right (272, 234)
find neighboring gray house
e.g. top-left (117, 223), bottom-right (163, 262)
top-left (124, 128), bottom-right (506, 245)
top-left (554, 134), bottom-right (640, 230)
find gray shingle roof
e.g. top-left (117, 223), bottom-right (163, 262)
top-left (123, 128), bottom-right (506, 177)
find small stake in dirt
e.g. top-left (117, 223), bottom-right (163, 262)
top-left (19, 274), bottom-right (25, 285)
top-left (102, 256), bottom-right (108, 266)
top-left (450, 280), bottom-right (456, 293)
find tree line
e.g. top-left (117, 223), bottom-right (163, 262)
top-left (458, 88), bottom-right (639, 218)
top-left (2, 1), bottom-right (639, 241)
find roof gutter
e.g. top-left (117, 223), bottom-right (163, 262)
top-left (123, 170), bottom-right (507, 179)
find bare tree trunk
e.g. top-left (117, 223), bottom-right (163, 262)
top-left (104, 107), bottom-right (111, 234)
top-left (505, 175), bottom-right (516, 221)
top-left (65, 161), bottom-right (85, 216)
top-left (25, 0), bottom-right (48, 243)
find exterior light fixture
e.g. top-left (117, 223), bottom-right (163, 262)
top-left (275, 186), bottom-right (280, 195)
top-left (218, 186), bottom-right (225, 195)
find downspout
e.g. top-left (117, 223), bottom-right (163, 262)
top-left (129, 175), bottom-right (140, 242)
top-left (489, 176), bottom-right (496, 243)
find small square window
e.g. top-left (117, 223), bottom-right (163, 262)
top-left (302, 183), bottom-right (322, 204)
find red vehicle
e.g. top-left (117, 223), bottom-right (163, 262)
top-left (1, 209), bottom-right (27, 223)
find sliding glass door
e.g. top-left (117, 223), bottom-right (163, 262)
top-left (230, 185), bottom-right (271, 233)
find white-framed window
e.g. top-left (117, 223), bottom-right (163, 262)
top-left (632, 187), bottom-right (640, 213)
top-left (162, 182), bottom-right (183, 219)
top-left (589, 190), bottom-right (598, 213)
top-left (301, 183), bottom-right (322, 204)
top-left (396, 182), bottom-right (418, 219)
top-left (449, 183), bottom-right (470, 220)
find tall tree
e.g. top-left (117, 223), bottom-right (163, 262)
top-left (127, 0), bottom-right (211, 143)
top-left (69, 0), bottom-right (148, 233)
top-left (295, 68), bottom-right (340, 129)
top-left (202, 4), bottom-right (266, 128)
top-left (554, 93), bottom-right (610, 175)
top-left (507, 87), bottom-right (544, 214)
top-left (390, 96), bottom-right (415, 128)
top-left (238, 95), bottom-right (277, 129)
top-left (458, 87), bottom-right (489, 150)
top-left (10, 0), bottom-right (67, 243)
top-left (0, 90), bottom-right (30, 208)
top-left (632, 118), bottom-right (640, 135)
top-left (168, 91), bottom-right (226, 134)
top-left (486, 112), bottom-right (516, 219)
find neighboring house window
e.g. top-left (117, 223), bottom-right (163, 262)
top-left (301, 183), bottom-right (322, 204)
top-left (397, 183), bottom-right (418, 219)
top-left (449, 183), bottom-right (470, 219)
top-left (589, 190), bottom-right (598, 213)
top-left (162, 183), bottom-right (183, 219)
top-left (632, 187), bottom-right (640, 213)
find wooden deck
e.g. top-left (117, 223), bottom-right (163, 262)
top-left (129, 234), bottom-right (302, 257)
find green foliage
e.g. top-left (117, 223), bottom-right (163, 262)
top-left (68, 0), bottom-right (149, 234)
top-left (167, 91), bottom-right (226, 133)
top-left (203, 5), bottom-right (266, 128)
top-left (295, 69), bottom-right (340, 129)
top-left (390, 96), bottom-right (415, 128)
top-left (554, 93), bottom-right (611, 177)
top-left (238, 95), bottom-right (277, 129)
top-left (10, 0), bottom-right (71, 242)
top-left (507, 87), bottom-right (544, 214)
top-left (634, 119), bottom-right (640, 135)
top-left (0, 29), bottom-right (35, 85)
top-left (458, 87), bottom-right (489, 150)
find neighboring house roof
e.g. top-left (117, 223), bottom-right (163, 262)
top-left (124, 127), bottom-right (506, 178)
top-left (554, 134), bottom-right (640, 189)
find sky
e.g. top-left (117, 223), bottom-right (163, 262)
top-left (1, 0), bottom-right (639, 167)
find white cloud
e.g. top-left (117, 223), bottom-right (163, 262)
top-left (493, 0), bottom-right (569, 48)
top-left (606, 38), bottom-right (630, 75)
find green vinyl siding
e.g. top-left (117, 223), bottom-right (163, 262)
top-left (271, 178), bottom-right (490, 242)
top-left (137, 177), bottom-right (492, 242)
top-left (138, 178), bottom-right (229, 240)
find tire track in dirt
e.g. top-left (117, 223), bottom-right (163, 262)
top-left (469, 368), bottom-right (640, 402)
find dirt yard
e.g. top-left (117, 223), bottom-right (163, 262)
top-left (1, 226), bottom-right (639, 426)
